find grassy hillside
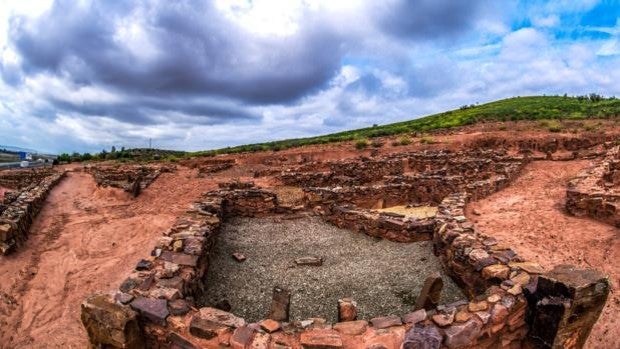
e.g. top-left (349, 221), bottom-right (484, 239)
top-left (193, 95), bottom-right (620, 156)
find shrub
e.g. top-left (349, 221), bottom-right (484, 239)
top-left (546, 120), bottom-right (563, 133)
top-left (355, 138), bottom-right (369, 149)
top-left (371, 140), bottom-right (384, 148)
top-left (398, 136), bottom-right (412, 146)
top-left (420, 136), bottom-right (436, 144)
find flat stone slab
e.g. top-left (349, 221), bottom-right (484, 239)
top-left (130, 297), bottom-right (169, 326)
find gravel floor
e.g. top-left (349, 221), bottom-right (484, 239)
top-left (200, 216), bottom-right (464, 323)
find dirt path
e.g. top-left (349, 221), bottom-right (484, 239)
top-left (466, 160), bottom-right (619, 349)
top-left (0, 167), bottom-right (215, 348)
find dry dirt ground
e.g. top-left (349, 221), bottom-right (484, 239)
top-left (466, 160), bottom-right (619, 349)
top-left (0, 168), bottom-right (216, 349)
top-left (201, 216), bottom-right (464, 323)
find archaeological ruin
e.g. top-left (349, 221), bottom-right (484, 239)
top-left (75, 133), bottom-right (615, 349)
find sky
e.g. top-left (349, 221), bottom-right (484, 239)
top-left (0, 0), bottom-right (619, 153)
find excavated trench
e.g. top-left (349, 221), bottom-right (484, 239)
top-left (201, 215), bottom-right (465, 323)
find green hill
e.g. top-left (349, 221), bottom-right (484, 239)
top-left (193, 95), bottom-right (620, 156)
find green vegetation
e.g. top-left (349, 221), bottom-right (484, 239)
top-left (392, 136), bottom-right (412, 147)
top-left (189, 94), bottom-right (620, 157)
top-left (58, 147), bottom-right (186, 163)
top-left (354, 138), bottom-right (370, 149)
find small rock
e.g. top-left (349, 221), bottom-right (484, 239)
top-left (507, 284), bottom-right (523, 296)
top-left (468, 301), bottom-right (488, 312)
top-left (229, 326), bottom-right (255, 348)
top-left (482, 264), bottom-right (510, 280)
top-left (172, 240), bottom-right (183, 252)
top-left (169, 299), bottom-right (190, 316)
top-left (491, 304), bottom-right (509, 325)
top-left (333, 320), bottom-right (368, 335)
top-left (402, 324), bottom-right (442, 349)
top-left (259, 319), bottom-right (281, 333)
top-left (487, 294), bottom-right (501, 303)
top-left (267, 286), bottom-right (290, 322)
top-left (369, 315), bottom-right (402, 329)
top-left (135, 259), bottom-right (153, 271)
top-left (444, 319), bottom-right (482, 348)
top-left (232, 253), bottom-right (247, 262)
top-left (402, 309), bottom-right (427, 324)
top-left (114, 292), bottom-right (134, 305)
top-left (414, 272), bottom-right (443, 310)
top-left (454, 310), bottom-right (471, 323)
top-left (130, 297), bottom-right (169, 326)
top-left (337, 298), bottom-right (357, 322)
top-left (295, 256), bottom-right (323, 266)
top-left (299, 329), bottom-right (343, 349)
top-left (432, 308), bottom-right (455, 327)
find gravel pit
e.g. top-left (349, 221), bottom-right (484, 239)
top-left (201, 215), bottom-right (464, 323)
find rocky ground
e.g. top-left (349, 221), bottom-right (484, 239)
top-left (466, 160), bottom-right (619, 349)
top-left (201, 216), bottom-right (464, 323)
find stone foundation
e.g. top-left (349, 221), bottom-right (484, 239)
top-left (87, 164), bottom-right (175, 197)
top-left (566, 144), bottom-right (620, 227)
top-left (0, 170), bottom-right (66, 254)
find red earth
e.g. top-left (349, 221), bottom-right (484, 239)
top-left (466, 160), bottom-right (619, 349)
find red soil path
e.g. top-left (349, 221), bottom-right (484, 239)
top-left (466, 161), bottom-right (619, 349)
top-left (0, 168), bottom-right (216, 348)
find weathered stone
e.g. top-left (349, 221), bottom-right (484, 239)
top-left (148, 287), bottom-right (181, 301)
top-left (414, 272), bottom-right (443, 310)
top-left (160, 261), bottom-right (180, 278)
top-left (468, 301), bottom-right (488, 312)
top-left (299, 329), bottom-right (343, 349)
top-left (528, 264), bottom-right (610, 349)
top-left (267, 286), bottom-right (290, 322)
top-left (491, 304), bottom-right (509, 324)
top-left (194, 307), bottom-right (246, 328)
top-left (172, 239), bottom-right (184, 252)
top-left (507, 284), bottom-right (522, 296)
top-left (114, 292), bottom-right (134, 305)
top-left (402, 324), bottom-right (442, 349)
top-left (159, 251), bottom-right (199, 266)
top-left (167, 332), bottom-right (198, 349)
top-left (475, 311), bottom-right (491, 324)
top-left (432, 310), bottom-right (455, 327)
top-left (333, 320), bottom-right (368, 335)
top-left (482, 264), bottom-right (510, 280)
top-left (169, 299), bottom-right (190, 316)
top-left (402, 309), bottom-right (427, 324)
top-left (81, 292), bottom-right (144, 349)
top-left (511, 272), bottom-right (531, 286)
top-left (487, 294), bottom-right (501, 303)
top-left (444, 319), bottom-right (482, 348)
top-left (337, 298), bottom-right (357, 322)
top-left (129, 297), bottom-right (169, 326)
top-left (259, 319), bottom-right (281, 333)
top-left (509, 262), bottom-right (545, 274)
top-left (295, 256), bottom-right (323, 266)
top-left (230, 326), bottom-right (255, 349)
top-left (232, 252), bottom-right (246, 262)
top-left (135, 259), bottom-right (153, 271)
top-left (369, 315), bottom-right (402, 329)
top-left (454, 309), bottom-right (472, 323)
top-left (119, 277), bottom-right (141, 293)
top-left (250, 332), bottom-right (270, 349)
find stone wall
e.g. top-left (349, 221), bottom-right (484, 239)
top-left (319, 205), bottom-right (435, 243)
top-left (0, 167), bottom-right (58, 189)
top-left (81, 183), bottom-right (609, 349)
top-left (87, 164), bottom-right (175, 197)
top-left (0, 170), bottom-right (66, 254)
top-left (566, 145), bottom-right (620, 227)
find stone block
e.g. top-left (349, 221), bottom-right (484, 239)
top-left (267, 286), bottom-right (290, 322)
top-left (414, 272), bottom-right (443, 310)
top-left (80, 292), bottom-right (144, 349)
top-left (300, 329), bottom-right (343, 349)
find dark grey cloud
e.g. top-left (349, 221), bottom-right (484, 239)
top-left (8, 0), bottom-right (344, 106)
top-left (376, 0), bottom-right (487, 40)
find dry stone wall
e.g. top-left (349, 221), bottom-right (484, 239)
top-left (566, 144), bottom-right (620, 227)
top-left (81, 187), bottom-right (609, 349)
top-left (0, 167), bottom-right (57, 189)
top-left (0, 170), bottom-right (65, 254)
top-left (88, 164), bottom-right (175, 197)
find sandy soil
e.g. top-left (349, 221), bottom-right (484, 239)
top-left (466, 161), bottom-right (619, 349)
top-left (0, 167), bottom-right (215, 348)
top-left (375, 205), bottom-right (438, 219)
top-left (202, 216), bottom-right (464, 323)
